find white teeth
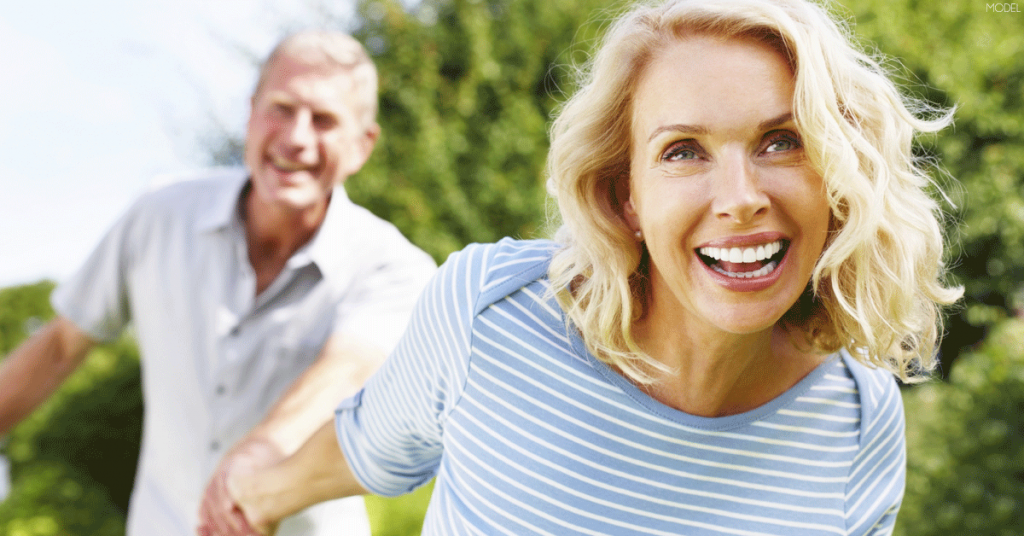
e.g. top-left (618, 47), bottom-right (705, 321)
top-left (698, 240), bottom-right (783, 262)
top-left (271, 157), bottom-right (309, 172)
top-left (712, 261), bottom-right (778, 279)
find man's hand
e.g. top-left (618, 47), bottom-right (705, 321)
top-left (196, 333), bottom-right (384, 535)
top-left (204, 422), bottom-right (370, 535)
top-left (197, 437), bottom-right (284, 536)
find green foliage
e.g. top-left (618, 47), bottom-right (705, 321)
top-left (343, 0), bottom-right (630, 262)
top-left (845, 0), bottom-right (1024, 369)
top-left (898, 318), bottom-right (1024, 535)
top-left (0, 281), bottom-right (55, 355)
top-left (364, 481), bottom-right (434, 536)
top-left (0, 283), bottom-right (142, 535)
top-left (0, 460), bottom-right (125, 536)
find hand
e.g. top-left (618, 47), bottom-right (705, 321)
top-left (197, 437), bottom-right (283, 536)
top-left (227, 468), bottom-right (280, 535)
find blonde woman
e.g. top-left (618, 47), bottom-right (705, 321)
top-left (211, 0), bottom-right (961, 534)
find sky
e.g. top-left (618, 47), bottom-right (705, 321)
top-left (0, 0), bottom-right (354, 287)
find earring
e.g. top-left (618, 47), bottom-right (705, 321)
top-left (634, 230), bottom-right (643, 241)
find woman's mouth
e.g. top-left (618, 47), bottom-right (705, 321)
top-left (697, 240), bottom-right (788, 279)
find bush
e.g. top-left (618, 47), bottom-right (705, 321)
top-left (847, 0), bottom-right (1024, 372)
top-left (0, 281), bottom-right (55, 355)
top-left (898, 318), bottom-right (1024, 535)
top-left (0, 459), bottom-right (125, 536)
top-left (0, 283), bottom-right (143, 535)
top-left (364, 481), bottom-right (434, 536)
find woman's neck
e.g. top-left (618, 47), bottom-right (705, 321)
top-left (631, 318), bottom-right (825, 417)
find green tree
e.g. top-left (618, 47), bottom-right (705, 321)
top-left (342, 0), bottom-right (630, 261)
top-left (0, 281), bottom-right (55, 356)
top-left (846, 0), bottom-right (1024, 373)
top-left (0, 283), bottom-right (143, 535)
top-left (898, 318), bottom-right (1024, 535)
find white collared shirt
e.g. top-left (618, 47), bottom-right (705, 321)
top-left (0, 452), bottom-right (8, 503)
top-left (52, 168), bottom-right (436, 535)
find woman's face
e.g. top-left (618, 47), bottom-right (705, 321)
top-left (624, 35), bottom-right (831, 337)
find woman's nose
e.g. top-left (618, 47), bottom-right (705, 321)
top-left (711, 153), bottom-right (770, 223)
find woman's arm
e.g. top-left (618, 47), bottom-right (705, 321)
top-left (197, 335), bottom-right (386, 533)
top-left (227, 422), bottom-right (369, 534)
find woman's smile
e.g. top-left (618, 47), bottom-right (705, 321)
top-left (698, 238), bottom-right (786, 278)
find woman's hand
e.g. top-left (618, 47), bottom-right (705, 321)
top-left (227, 469), bottom-right (280, 536)
top-left (200, 421), bottom-right (369, 536)
top-left (197, 437), bottom-right (283, 536)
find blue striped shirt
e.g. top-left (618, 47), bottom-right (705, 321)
top-left (336, 239), bottom-right (905, 535)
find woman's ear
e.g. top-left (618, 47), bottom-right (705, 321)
top-left (614, 173), bottom-right (641, 235)
top-left (623, 197), bottom-right (641, 234)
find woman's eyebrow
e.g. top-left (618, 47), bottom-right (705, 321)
top-left (647, 112), bottom-right (794, 143)
top-left (647, 123), bottom-right (709, 142)
top-left (758, 112), bottom-right (794, 131)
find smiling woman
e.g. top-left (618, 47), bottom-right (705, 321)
top-left (224, 1), bottom-right (963, 535)
top-left (606, 34), bottom-right (838, 415)
top-left (547, 0), bottom-right (962, 388)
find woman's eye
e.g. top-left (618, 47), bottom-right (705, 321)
top-left (764, 132), bottom-right (801, 153)
top-left (663, 143), bottom-right (700, 162)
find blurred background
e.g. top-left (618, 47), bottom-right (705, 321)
top-left (1, 0), bottom-right (1022, 534)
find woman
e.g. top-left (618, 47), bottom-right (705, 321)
top-left (216, 0), bottom-right (961, 533)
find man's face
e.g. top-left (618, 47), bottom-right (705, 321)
top-left (244, 53), bottom-right (376, 213)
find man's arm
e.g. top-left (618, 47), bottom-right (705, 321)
top-left (0, 317), bottom-right (96, 434)
top-left (197, 334), bottom-right (385, 534)
top-left (244, 334), bottom-right (386, 453)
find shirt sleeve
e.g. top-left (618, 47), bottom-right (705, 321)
top-left (50, 195), bottom-right (147, 342)
top-left (329, 232), bottom-right (437, 356)
top-left (334, 243), bottom-right (493, 496)
top-left (844, 368), bottom-right (907, 536)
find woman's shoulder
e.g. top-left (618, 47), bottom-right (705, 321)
top-left (439, 238), bottom-right (559, 314)
top-left (837, 349), bottom-right (906, 439)
top-left (838, 349), bottom-right (903, 400)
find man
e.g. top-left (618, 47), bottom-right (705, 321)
top-left (0, 31), bottom-right (435, 535)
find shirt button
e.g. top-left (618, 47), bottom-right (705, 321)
top-left (211, 441), bottom-right (220, 452)
top-left (230, 326), bottom-right (241, 336)
top-left (215, 385), bottom-right (226, 396)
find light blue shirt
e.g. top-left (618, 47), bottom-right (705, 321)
top-left (337, 238), bottom-right (905, 535)
top-left (53, 169), bottom-right (436, 536)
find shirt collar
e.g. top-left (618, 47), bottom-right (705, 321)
top-left (196, 171), bottom-right (361, 287)
top-left (196, 169), bottom-right (250, 233)
top-left (299, 186), bottom-right (359, 285)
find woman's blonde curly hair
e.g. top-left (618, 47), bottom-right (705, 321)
top-left (546, 0), bottom-right (963, 385)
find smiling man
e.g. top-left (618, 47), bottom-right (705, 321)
top-left (0, 32), bottom-right (435, 536)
